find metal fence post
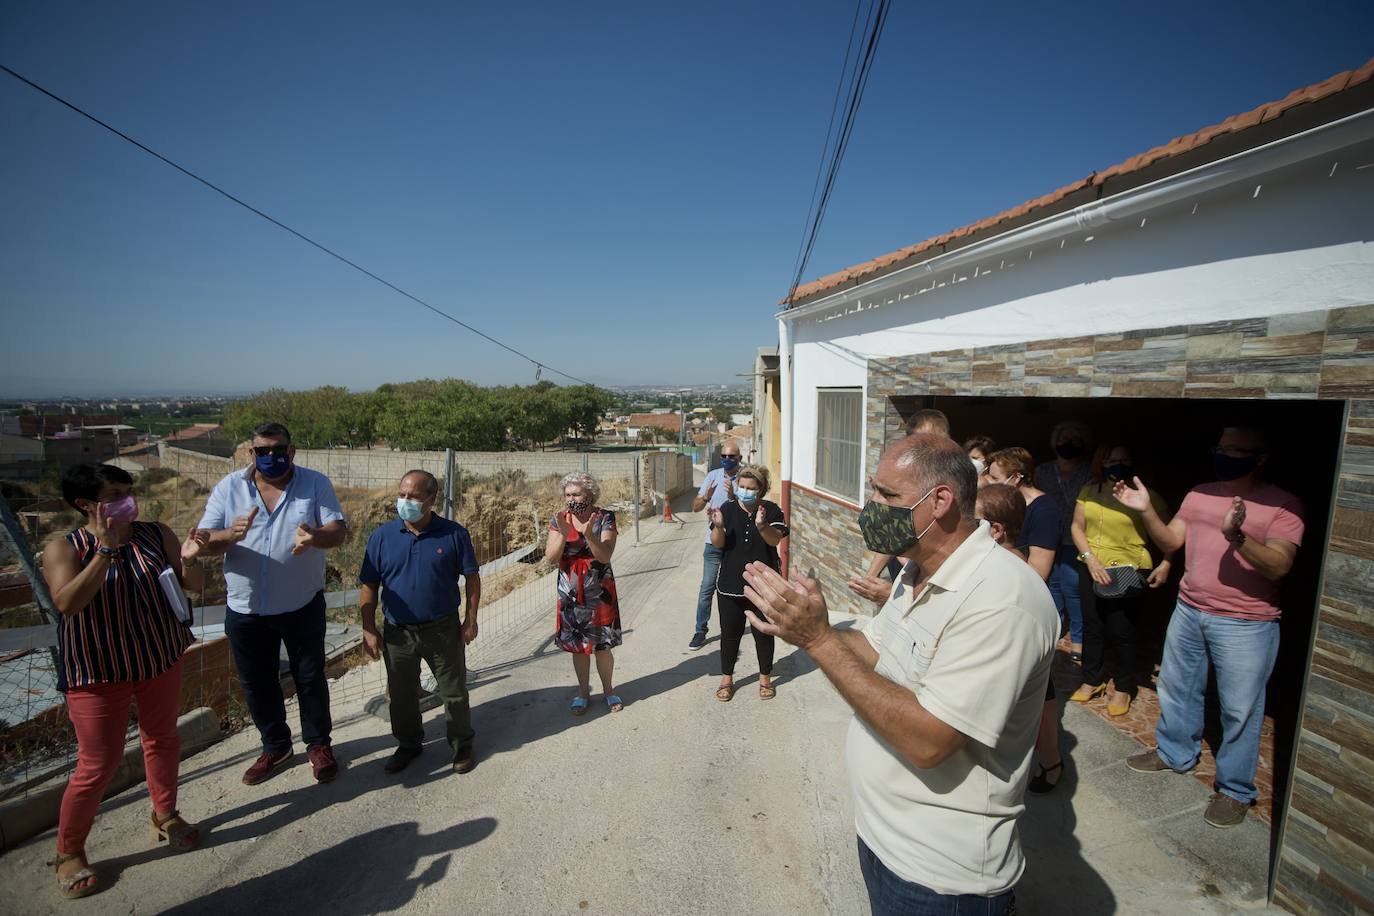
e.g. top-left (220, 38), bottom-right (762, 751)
top-left (0, 497), bottom-right (61, 669)
top-left (632, 454), bottom-right (641, 545)
top-left (444, 448), bottom-right (455, 517)
top-left (581, 451), bottom-right (589, 474)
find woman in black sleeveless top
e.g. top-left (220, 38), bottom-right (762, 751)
top-left (708, 465), bottom-right (788, 702)
top-left (40, 464), bottom-right (206, 898)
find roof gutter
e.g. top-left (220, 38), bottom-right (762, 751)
top-left (778, 105), bottom-right (1374, 322)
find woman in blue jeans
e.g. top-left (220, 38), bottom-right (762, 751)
top-left (1034, 420), bottom-right (1096, 657)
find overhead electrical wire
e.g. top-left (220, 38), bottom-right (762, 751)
top-left (785, 0), bottom-right (893, 306)
top-left (0, 62), bottom-right (596, 387)
top-left (785, 0), bottom-right (867, 300)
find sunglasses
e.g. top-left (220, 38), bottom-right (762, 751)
top-left (252, 445), bottom-right (290, 457)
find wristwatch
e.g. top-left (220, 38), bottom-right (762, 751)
top-left (1076, 551), bottom-right (1094, 563)
top-left (1226, 530), bottom-right (1247, 548)
top-left (96, 545), bottom-right (120, 560)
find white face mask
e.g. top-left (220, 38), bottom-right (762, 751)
top-left (971, 457), bottom-right (987, 476)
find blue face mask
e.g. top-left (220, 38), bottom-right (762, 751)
top-left (736, 488), bottom-right (759, 505)
top-left (255, 452), bottom-right (291, 479)
top-left (396, 498), bottom-right (425, 523)
top-left (720, 455), bottom-right (740, 471)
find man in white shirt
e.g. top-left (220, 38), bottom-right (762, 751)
top-left (744, 434), bottom-right (1058, 914)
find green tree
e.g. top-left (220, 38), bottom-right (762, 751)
top-left (558, 385), bottom-right (615, 447)
top-left (507, 382), bottom-right (567, 450)
top-left (375, 383), bottom-right (506, 451)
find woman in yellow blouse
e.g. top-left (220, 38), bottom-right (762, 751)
top-left (1069, 445), bottom-right (1172, 716)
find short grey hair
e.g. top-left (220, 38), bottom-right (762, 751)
top-left (559, 471), bottom-right (600, 503)
top-left (889, 433), bottom-right (978, 521)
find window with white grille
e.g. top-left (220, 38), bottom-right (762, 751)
top-left (815, 389), bottom-right (862, 503)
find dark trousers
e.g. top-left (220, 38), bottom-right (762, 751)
top-left (225, 591), bottom-right (332, 755)
top-left (858, 838), bottom-right (1016, 916)
top-left (383, 613), bottom-right (474, 756)
top-left (718, 593), bottom-right (774, 677)
top-left (1078, 565), bottom-right (1141, 694)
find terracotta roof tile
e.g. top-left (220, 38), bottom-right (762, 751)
top-left (785, 56), bottom-right (1374, 306)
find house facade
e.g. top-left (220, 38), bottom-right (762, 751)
top-left (775, 61), bottom-right (1374, 913)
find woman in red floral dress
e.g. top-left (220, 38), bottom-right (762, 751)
top-left (544, 472), bottom-right (623, 715)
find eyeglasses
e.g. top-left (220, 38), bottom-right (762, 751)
top-left (252, 445), bottom-right (290, 457)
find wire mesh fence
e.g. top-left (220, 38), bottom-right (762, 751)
top-left (0, 443), bottom-right (695, 803)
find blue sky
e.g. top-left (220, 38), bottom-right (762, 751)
top-left (2, 1), bottom-right (1371, 397)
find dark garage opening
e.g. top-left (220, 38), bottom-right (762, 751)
top-left (886, 393), bottom-right (1346, 871)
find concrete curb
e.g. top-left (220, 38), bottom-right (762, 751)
top-left (0, 707), bottom-right (222, 853)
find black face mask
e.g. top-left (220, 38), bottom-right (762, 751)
top-left (1105, 463), bottom-right (1133, 481)
top-left (1213, 452), bottom-right (1258, 481)
top-left (1054, 442), bottom-right (1086, 460)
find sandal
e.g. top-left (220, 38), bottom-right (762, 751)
top-left (715, 684), bottom-right (734, 703)
top-left (605, 694), bottom-right (624, 712)
top-left (759, 683), bottom-right (776, 700)
top-left (150, 810), bottom-right (201, 851)
top-left (1027, 760), bottom-right (1064, 796)
top-left (570, 696), bottom-right (589, 716)
top-left (49, 850), bottom-right (97, 899)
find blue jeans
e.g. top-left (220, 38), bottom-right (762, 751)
top-left (1047, 545), bottom-right (1083, 645)
top-left (695, 545), bottom-right (724, 634)
top-left (225, 591), bottom-right (333, 755)
top-left (858, 838), bottom-right (1016, 916)
top-left (1154, 599), bottom-right (1279, 804)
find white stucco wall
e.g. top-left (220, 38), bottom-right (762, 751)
top-left (783, 132), bottom-right (1374, 492)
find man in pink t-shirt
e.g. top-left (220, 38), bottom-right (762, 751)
top-left (1112, 427), bottom-right (1302, 829)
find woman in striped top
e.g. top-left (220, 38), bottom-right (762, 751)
top-left (40, 464), bottom-right (206, 899)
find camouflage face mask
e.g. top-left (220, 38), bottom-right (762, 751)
top-left (857, 486), bottom-right (938, 556)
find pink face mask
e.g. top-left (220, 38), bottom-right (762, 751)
top-left (100, 495), bottom-right (139, 526)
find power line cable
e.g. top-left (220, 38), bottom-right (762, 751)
top-left (786, 0), bottom-right (868, 294)
top-left (0, 62), bottom-right (598, 388)
top-left (786, 0), bottom-right (892, 305)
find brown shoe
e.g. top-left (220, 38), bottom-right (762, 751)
top-left (242, 748), bottom-right (293, 786)
top-left (1204, 793), bottom-right (1250, 828)
top-left (1125, 749), bottom-right (1176, 773)
top-left (452, 748), bottom-right (476, 774)
top-left (308, 744), bottom-right (338, 783)
top-left (383, 747), bottom-right (422, 774)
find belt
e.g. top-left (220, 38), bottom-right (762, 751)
top-left (387, 613), bottom-right (458, 631)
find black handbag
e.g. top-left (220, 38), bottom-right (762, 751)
top-left (1094, 564), bottom-right (1145, 599)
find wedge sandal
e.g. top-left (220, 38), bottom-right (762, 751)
top-left (50, 850), bottom-right (97, 899)
top-left (150, 810), bottom-right (201, 851)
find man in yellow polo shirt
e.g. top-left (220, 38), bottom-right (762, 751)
top-left (744, 434), bottom-right (1058, 914)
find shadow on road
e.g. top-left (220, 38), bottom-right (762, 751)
top-left (1017, 702), bottom-right (1117, 915)
top-left (160, 817), bottom-right (497, 913)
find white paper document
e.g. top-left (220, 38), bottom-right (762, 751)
top-left (158, 566), bottom-right (193, 624)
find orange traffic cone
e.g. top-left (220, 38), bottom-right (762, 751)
top-left (661, 494), bottom-right (676, 523)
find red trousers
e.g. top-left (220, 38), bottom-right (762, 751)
top-left (58, 660), bottom-right (183, 854)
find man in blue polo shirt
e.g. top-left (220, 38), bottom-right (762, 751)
top-left (194, 422), bottom-right (348, 786)
top-left (359, 469), bottom-right (481, 775)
